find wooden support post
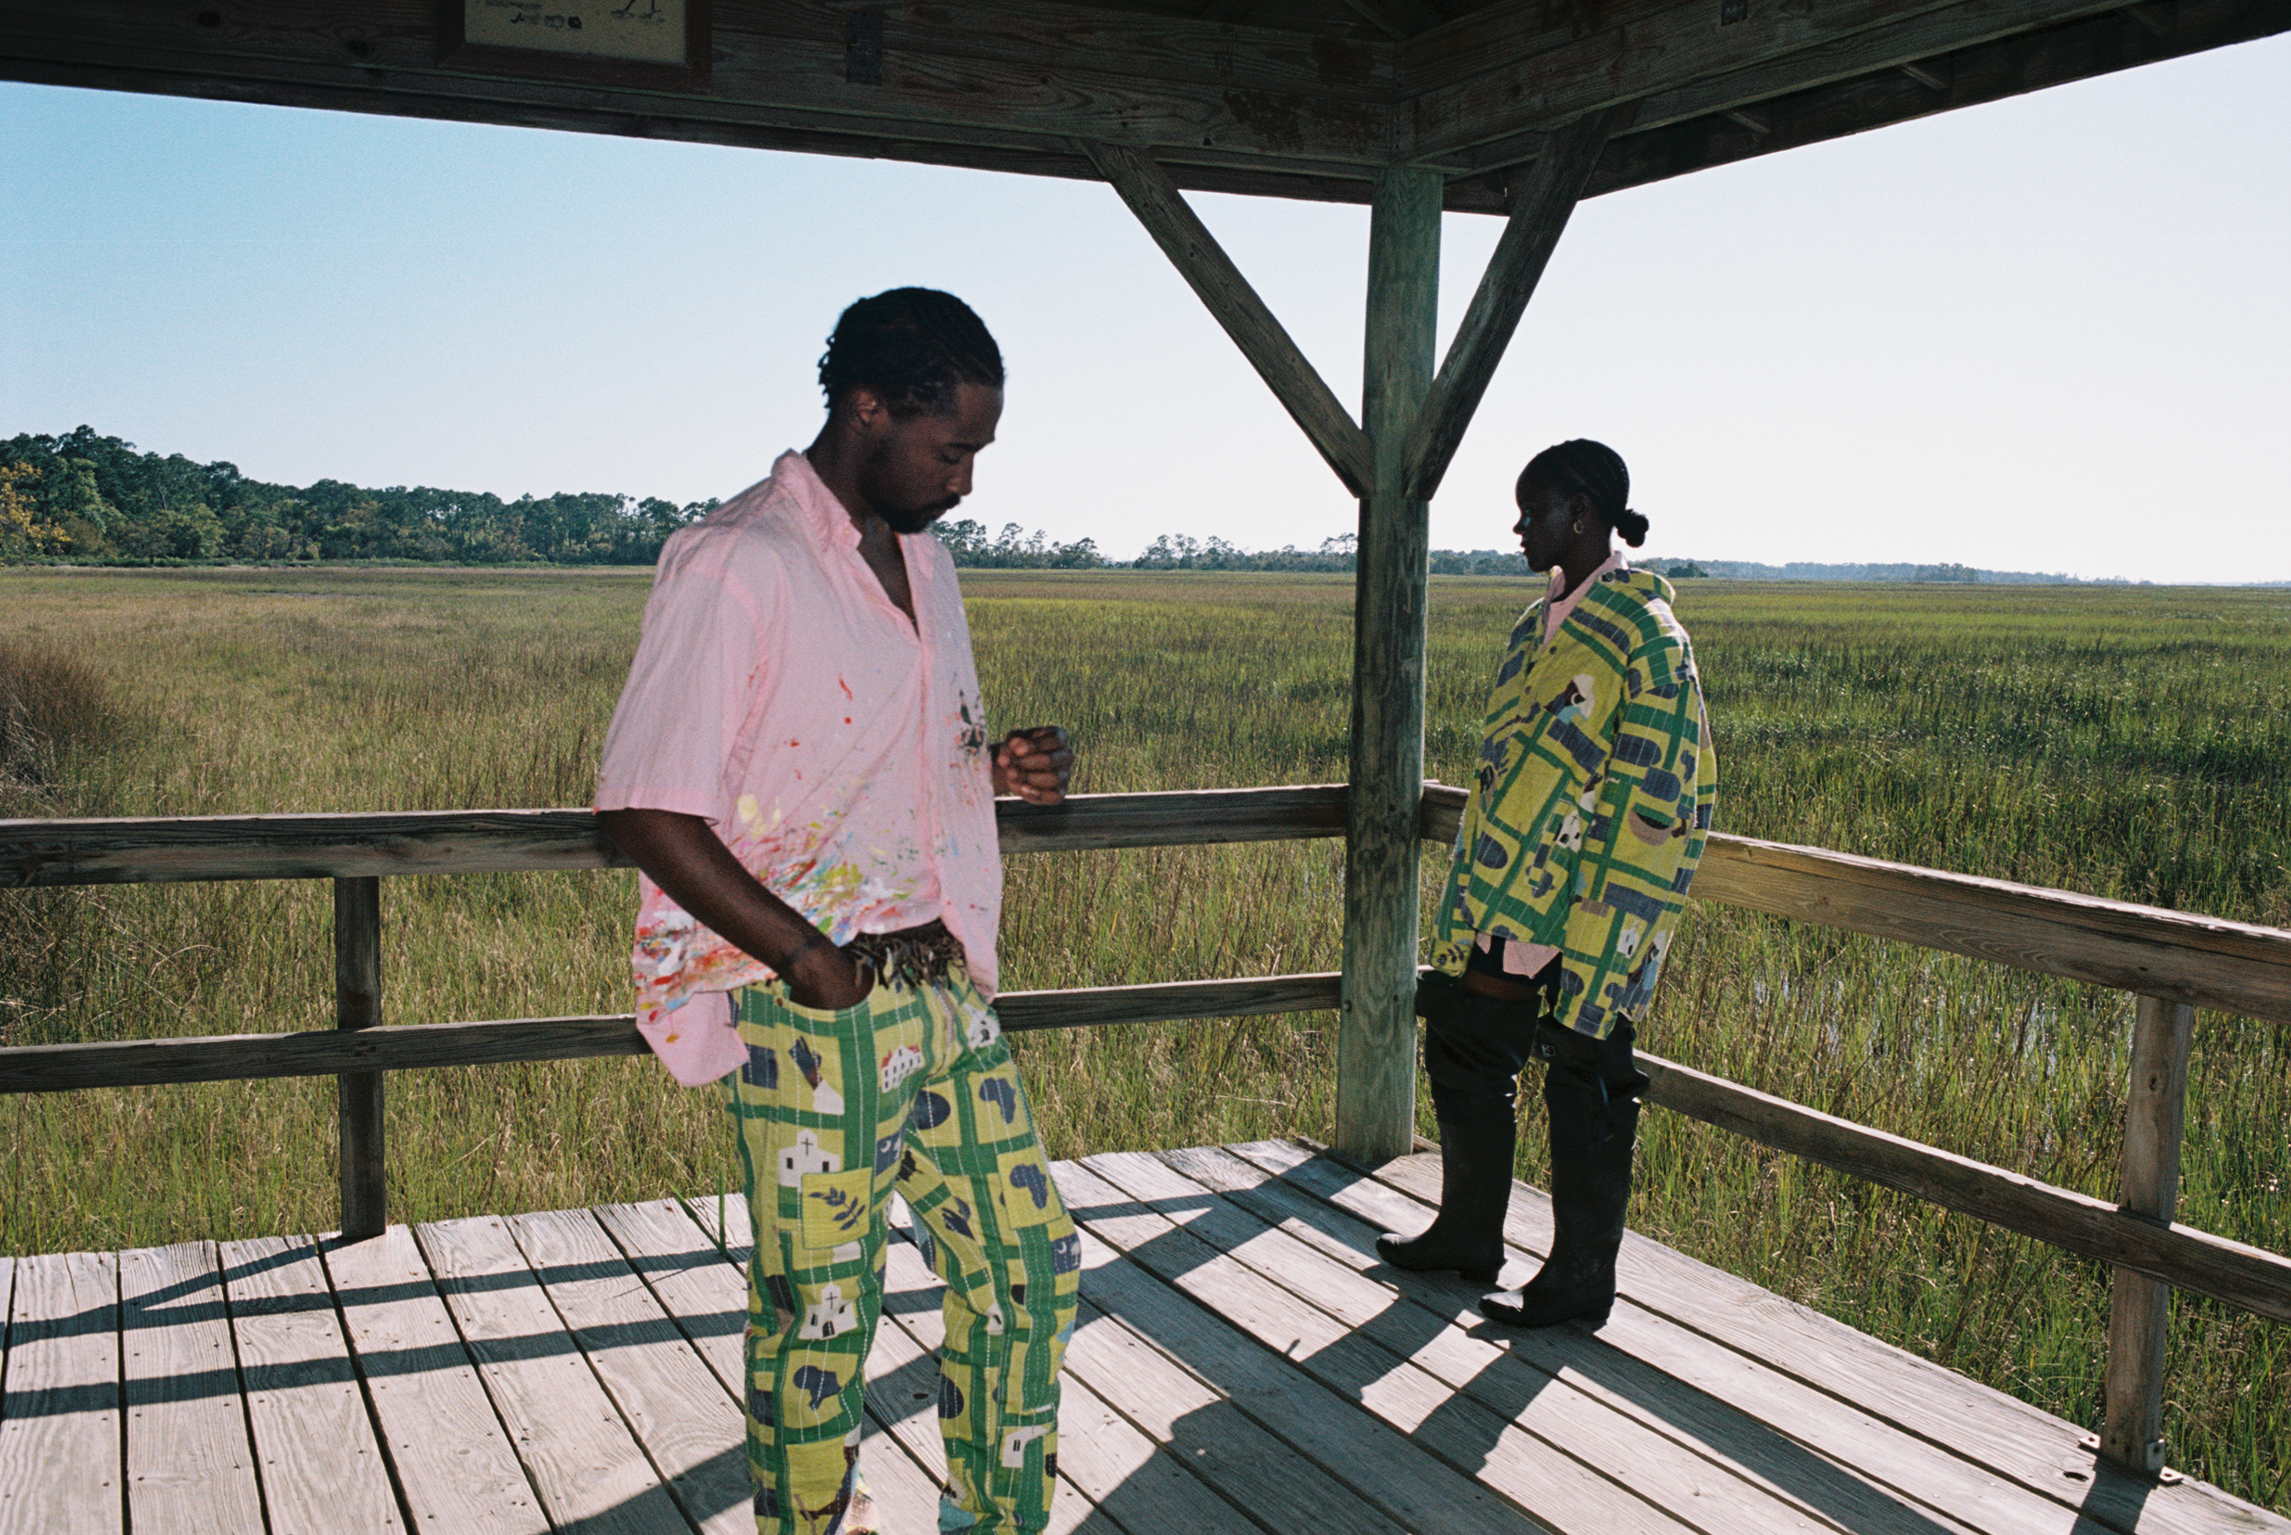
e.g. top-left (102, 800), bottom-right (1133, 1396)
top-left (1401, 105), bottom-right (1629, 504)
top-left (2100, 993), bottom-right (2195, 1474)
top-left (1337, 166), bottom-right (1442, 1165)
top-left (334, 875), bottom-right (385, 1241)
top-left (1082, 140), bottom-right (1375, 497)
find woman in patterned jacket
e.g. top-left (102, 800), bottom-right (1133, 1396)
top-left (1378, 439), bottom-right (1717, 1327)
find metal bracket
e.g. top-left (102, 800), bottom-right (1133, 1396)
top-left (2078, 1432), bottom-right (2183, 1484)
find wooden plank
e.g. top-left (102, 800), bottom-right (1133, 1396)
top-left (1266, 1142), bottom-right (2291, 1535)
top-left (997, 783), bottom-right (1348, 852)
top-left (0, 806), bottom-right (625, 888)
top-left (1239, 1140), bottom-right (2159, 1535)
top-left (322, 1225), bottom-right (547, 1533)
top-left (336, 875), bottom-right (386, 1239)
top-left (1620, 0), bottom-right (2137, 139)
top-left (2100, 995), bottom-right (2196, 1474)
top-left (414, 1213), bottom-right (689, 1533)
top-left (1057, 1291), bottom-right (1413, 1535)
top-left (1692, 834), bottom-right (2291, 1023)
top-left (1580, 0), bottom-right (2291, 201)
top-left (12, 784), bottom-right (2285, 1025)
top-left (1022, 1170), bottom-right (1426, 1535)
top-left (1635, 1048), bottom-right (2291, 1322)
top-left (1419, 785), bottom-right (2291, 1022)
top-left (1059, 1158), bottom-right (1563, 1534)
top-left (0, 1251), bottom-right (121, 1535)
top-left (591, 1199), bottom-right (750, 1401)
top-left (218, 1234), bottom-right (407, 1535)
top-left (1402, 0), bottom-right (2119, 159)
top-left (1083, 141), bottom-right (1377, 497)
top-left (0, 0), bottom-right (1397, 170)
top-left (0, 973), bottom-right (1343, 1092)
top-left (1337, 164), bottom-right (1442, 1166)
top-left (0, 785), bottom-right (1349, 888)
top-left (0, 1014), bottom-right (650, 1092)
top-left (504, 1207), bottom-right (750, 1535)
top-left (1085, 1148), bottom-right (1832, 1535)
top-left (1161, 1143), bottom-right (1997, 1535)
top-left (117, 1241), bottom-right (265, 1531)
top-left (1400, 106), bottom-right (1626, 503)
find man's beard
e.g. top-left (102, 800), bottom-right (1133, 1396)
top-left (882, 500), bottom-right (954, 535)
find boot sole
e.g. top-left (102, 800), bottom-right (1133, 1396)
top-left (1373, 1236), bottom-right (1500, 1287)
top-left (1477, 1295), bottom-right (1612, 1328)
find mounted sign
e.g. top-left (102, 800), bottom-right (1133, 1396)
top-left (439, 0), bottom-right (711, 86)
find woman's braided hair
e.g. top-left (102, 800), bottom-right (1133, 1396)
top-left (1518, 439), bottom-right (1650, 547)
top-left (817, 287), bottom-right (1004, 418)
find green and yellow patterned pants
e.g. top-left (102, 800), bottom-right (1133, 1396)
top-left (729, 968), bottom-right (1079, 1535)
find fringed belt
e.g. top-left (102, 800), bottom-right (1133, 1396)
top-left (845, 919), bottom-right (967, 991)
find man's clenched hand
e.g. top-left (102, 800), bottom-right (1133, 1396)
top-left (991, 726), bottom-right (1073, 804)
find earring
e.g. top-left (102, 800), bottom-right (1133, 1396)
top-left (1572, 519), bottom-right (1585, 536)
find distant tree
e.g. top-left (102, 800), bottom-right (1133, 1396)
top-left (1912, 562), bottom-right (1979, 583)
top-left (1, 461), bottom-right (70, 561)
top-left (1664, 560), bottom-right (1708, 579)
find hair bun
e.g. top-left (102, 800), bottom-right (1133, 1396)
top-left (1614, 505), bottom-right (1650, 547)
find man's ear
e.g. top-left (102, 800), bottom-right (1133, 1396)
top-left (846, 386), bottom-right (892, 433)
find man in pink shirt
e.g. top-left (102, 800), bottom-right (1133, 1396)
top-left (597, 288), bottom-right (1078, 1535)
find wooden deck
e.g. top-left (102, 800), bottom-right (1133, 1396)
top-left (3, 1141), bottom-right (2284, 1535)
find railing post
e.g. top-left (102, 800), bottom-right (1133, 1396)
top-left (334, 875), bottom-right (385, 1240)
top-left (1338, 165), bottom-right (1441, 1165)
top-left (2099, 992), bottom-right (2195, 1473)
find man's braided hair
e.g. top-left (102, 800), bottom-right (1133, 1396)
top-left (818, 287), bottom-right (1004, 418)
top-left (1519, 439), bottom-right (1650, 547)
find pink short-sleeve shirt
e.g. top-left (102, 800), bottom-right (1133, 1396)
top-left (594, 450), bottom-right (1002, 1085)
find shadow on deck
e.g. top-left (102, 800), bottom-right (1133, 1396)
top-left (3, 1141), bottom-right (2283, 1535)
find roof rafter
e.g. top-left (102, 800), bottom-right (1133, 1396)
top-left (1401, 0), bottom-right (2155, 162)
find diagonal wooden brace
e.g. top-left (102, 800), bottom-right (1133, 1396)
top-left (1083, 140), bottom-right (1377, 498)
top-left (1401, 104), bottom-right (1633, 503)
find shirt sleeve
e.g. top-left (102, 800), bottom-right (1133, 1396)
top-left (593, 530), bottom-right (771, 823)
top-left (1549, 635), bottom-right (1707, 1036)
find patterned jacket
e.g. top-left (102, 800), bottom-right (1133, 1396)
top-left (1430, 567), bottom-right (1717, 1039)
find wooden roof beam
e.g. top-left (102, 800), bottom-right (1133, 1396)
top-left (1402, 0), bottom-right (2146, 162)
top-left (0, 0), bottom-right (1399, 171)
top-left (1083, 141), bottom-right (1376, 495)
top-left (1401, 105), bottom-right (1628, 503)
top-left (1581, 0), bottom-right (2291, 199)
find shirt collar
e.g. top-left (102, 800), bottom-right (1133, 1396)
top-left (1543, 551), bottom-right (1628, 644)
top-left (774, 449), bottom-right (866, 553)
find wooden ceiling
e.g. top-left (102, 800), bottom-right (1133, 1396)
top-left (4, 0), bottom-right (2283, 214)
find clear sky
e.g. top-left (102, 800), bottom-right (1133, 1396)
top-left (4, 36), bottom-right (2287, 582)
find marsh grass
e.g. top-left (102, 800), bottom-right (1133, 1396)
top-left (1, 565), bottom-right (2286, 1510)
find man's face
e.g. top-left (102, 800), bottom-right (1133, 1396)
top-left (858, 382), bottom-right (1003, 534)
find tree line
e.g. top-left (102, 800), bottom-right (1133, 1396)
top-left (2, 428), bottom-right (716, 567)
top-left (1, 427), bottom-right (1601, 578)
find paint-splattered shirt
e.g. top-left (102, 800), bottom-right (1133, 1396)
top-left (595, 450), bottom-right (1001, 1085)
top-left (1431, 566), bottom-right (1717, 1040)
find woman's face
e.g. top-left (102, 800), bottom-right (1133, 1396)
top-left (1513, 472), bottom-right (1576, 573)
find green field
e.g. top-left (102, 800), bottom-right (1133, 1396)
top-left (2, 565), bottom-right (2286, 1512)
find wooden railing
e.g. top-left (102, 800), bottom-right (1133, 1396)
top-left (5, 782), bottom-right (2289, 1475)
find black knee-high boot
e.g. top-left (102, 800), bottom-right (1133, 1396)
top-left (1479, 1061), bottom-right (1639, 1327)
top-left (1374, 1093), bottom-right (1515, 1285)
